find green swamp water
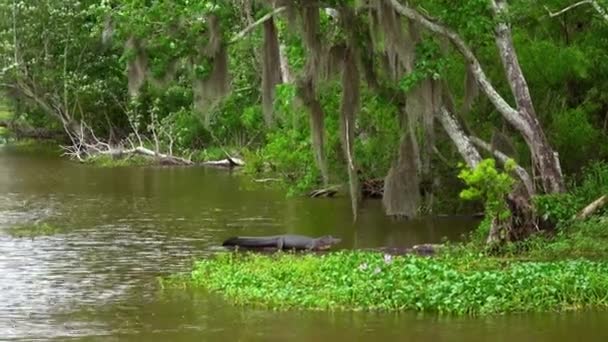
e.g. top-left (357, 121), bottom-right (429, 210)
top-left (0, 146), bottom-right (607, 341)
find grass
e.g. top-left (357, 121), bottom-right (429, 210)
top-left (7, 222), bottom-right (68, 238)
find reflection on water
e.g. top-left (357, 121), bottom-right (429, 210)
top-left (1, 146), bottom-right (606, 341)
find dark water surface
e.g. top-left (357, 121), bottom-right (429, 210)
top-left (1, 146), bottom-right (607, 341)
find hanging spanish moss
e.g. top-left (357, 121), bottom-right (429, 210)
top-left (296, 76), bottom-right (329, 185)
top-left (192, 15), bottom-right (230, 126)
top-left (203, 15), bottom-right (222, 57)
top-left (300, 4), bottom-right (323, 86)
top-left (321, 43), bottom-right (347, 81)
top-left (422, 79), bottom-right (442, 209)
top-left (462, 64), bottom-right (479, 115)
top-left (102, 16), bottom-right (114, 46)
top-left (340, 47), bottom-right (361, 219)
top-left (291, 1), bottom-right (330, 185)
top-left (193, 45), bottom-right (229, 127)
top-left (371, 0), bottom-right (413, 79)
top-left (262, 17), bottom-right (283, 126)
top-left (265, 0), bottom-right (297, 32)
top-left (382, 19), bottom-right (429, 218)
top-left (382, 127), bottom-right (421, 219)
top-left (125, 36), bottom-right (147, 97)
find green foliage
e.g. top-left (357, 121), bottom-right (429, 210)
top-left (550, 108), bottom-right (601, 172)
top-left (354, 94), bottom-right (400, 179)
top-left (399, 40), bottom-right (448, 91)
top-left (534, 161), bottom-right (608, 223)
top-left (0, 105), bottom-right (10, 121)
top-left (458, 159), bottom-right (516, 221)
top-left (257, 128), bottom-right (320, 196)
top-left (178, 250), bottom-right (608, 315)
top-left (503, 217), bottom-right (608, 260)
top-left (572, 161), bottom-right (608, 206)
top-left (427, 0), bottom-right (495, 46)
top-left (2, 0), bottom-right (608, 219)
top-left (192, 146), bottom-right (227, 163)
top-left (533, 193), bottom-right (580, 224)
top-left (0, 105), bottom-right (8, 142)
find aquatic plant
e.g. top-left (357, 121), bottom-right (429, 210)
top-left (183, 250), bottom-right (608, 315)
top-left (7, 222), bottom-right (67, 238)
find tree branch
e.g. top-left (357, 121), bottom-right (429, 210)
top-left (387, 0), bottom-right (529, 136)
top-left (545, 0), bottom-right (592, 17)
top-left (546, 0), bottom-right (608, 22)
top-left (590, 1), bottom-right (608, 22)
top-left (229, 7), bottom-right (286, 44)
top-left (436, 106), bottom-right (482, 168)
top-left (469, 136), bottom-right (535, 197)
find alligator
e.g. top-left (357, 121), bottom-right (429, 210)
top-left (222, 234), bottom-right (342, 251)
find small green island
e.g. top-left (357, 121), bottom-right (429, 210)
top-left (167, 198), bottom-right (608, 316)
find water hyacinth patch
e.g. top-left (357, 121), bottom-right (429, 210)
top-left (186, 251), bottom-right (608, 315)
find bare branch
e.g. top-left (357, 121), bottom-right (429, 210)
top-left (590, 1), bottom-right (608, 22)
top-left (545, 0), bottom-right (592, 17)
top-left (229, 7), bottom-right (286, 44)
top-left (546, 0), bottom-right (608, 22)
top-left (436, 106), bottom-right (482, 168)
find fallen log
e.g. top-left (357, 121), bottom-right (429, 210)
top-left (254, 178), bottom-right (282, 183)
top-left (576, 195), bottom-right (608, 220)
top-left (97, 146), bottom-right (193, 165)
top-left (202, 156), bottom-right (245, 168)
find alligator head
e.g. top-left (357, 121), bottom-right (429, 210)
top-left (315, 235), bottom-right (342, 250)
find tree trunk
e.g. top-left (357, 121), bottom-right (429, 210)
top-left (388, 0), bottom-right (565, 195)
top-left (490, 0), bottom-right (565, 194)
